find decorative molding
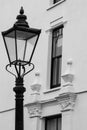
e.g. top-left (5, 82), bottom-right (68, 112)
top-left (59, 83), bottom-right (74, 94)
top-left (25, 102), bottom-right (42, 118)
top-left (45, 20), bottom-right (67, 33)
top-left (62, 59), bottom-right (74, 84)
top-left (56, 92), bottom-right (77, 112)
top-left (30, 71), bottom-right (41, 102)
top-left (50, 17), bottom-right (63, 25)
top-left (62, 74), bottom-right (74, 84)
top-left (44, 87), bottom-right (61, 94)
top-left (25, 98), bottom-right (57, 118)
top-left (31, 71), bottom-right (41, 92)
top-left (25, 92), bottom-right (77, 117)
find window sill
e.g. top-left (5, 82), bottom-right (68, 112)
top-left (44, 87), bottom-right (61, 94)
top-left (47, 0), bottom-right (66, 11)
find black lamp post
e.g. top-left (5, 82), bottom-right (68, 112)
top-left (1, 7), bottom-right (41, 130)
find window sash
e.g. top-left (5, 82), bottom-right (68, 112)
top-left (51, 27), bottom-right (63, 89)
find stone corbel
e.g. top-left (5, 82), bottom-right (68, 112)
top-left (56, 92), bottom-right (77, 112)
top-left (25, 102), bottom-right (42, 118)
top-left (61, 59), bottom-right (75, 94)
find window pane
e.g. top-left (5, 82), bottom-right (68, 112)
top-left (56, 44), bottom-right (62, 57)
top-left (52, 58), bottom-right (58, 86)
top-left (52, 38), bottom-right (56, 57)
top-left (57, 57), bottom-right (62, 85)
top-left (45, 115), bottom-right (61, 130)
top-left (51, 57), bottom-right (62, 87)
top-left (58, 117), bottom-right (61, 130)
top-left (46, 118), bottom-right (57, 130)
top-left (53, 28), bottom-right (63, 57)
top-left (53, 38), bottom-right (62, 57)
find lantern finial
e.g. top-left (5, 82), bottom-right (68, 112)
top-left (20, 7), bottom-right (24, 15)
top-left (14, 7), bottom-right (29, 28)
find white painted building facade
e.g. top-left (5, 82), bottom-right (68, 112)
top-left (0, 0), bottom-right (87, 130)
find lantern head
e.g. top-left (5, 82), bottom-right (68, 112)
top-left (2, 7), bottom-right (41, 66)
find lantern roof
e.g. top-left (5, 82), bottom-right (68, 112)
top-left (2, 7), bottom-right (41, 39)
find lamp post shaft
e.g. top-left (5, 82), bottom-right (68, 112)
top-left (13, 76), bottom-right (26, 130)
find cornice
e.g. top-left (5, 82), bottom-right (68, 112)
top-left (25, 91), bottom-right (77, 118)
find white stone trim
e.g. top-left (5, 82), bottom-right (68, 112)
top-left (25, 102), bottom-right (42, 118)
top-left (44, 87), bottom-right (61, 94)
top-left (30, 71), bottom-right (41, 102)
top-left (56, 92), bottom-right (77, 112)
top-left (25, 91), bottom-right (77, 118)
top-left (45, 20), bottom-right (67, 33)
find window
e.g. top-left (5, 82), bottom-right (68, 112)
top-left (53, 0), bottom-right (61, 4)
top-left (51, 25), bottom-right (63, 89)
top-left (45, 115), bottom-right (62, 130)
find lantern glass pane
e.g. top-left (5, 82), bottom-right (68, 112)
top-left (2, 28), bottom-right (40, 65)
top-left (4, 37), bottom-right (16, 63)
top-left (25, 35), bottom-right (38, 62)
top-left (17, 39), bottom-right (26, 61)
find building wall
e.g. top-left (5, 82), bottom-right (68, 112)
top-left (0, 0), bottom-right (87, 130)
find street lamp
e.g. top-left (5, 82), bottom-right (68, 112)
top-left (1, 7), bottom-right (41, 130)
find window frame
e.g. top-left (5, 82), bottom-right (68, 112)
top-left (50, 25), bottom-right (63, 89)
top-left (53, 0), bottom-right (61, 4)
